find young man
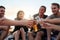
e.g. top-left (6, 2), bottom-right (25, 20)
top-left (0, 6), bottom-right (33, 40)
top-left (28, 6), bottom-right (48, 40)
top-left (42, 3), bottom-right (60, 40)
top-left (34, 6), bottom-right (48, 40)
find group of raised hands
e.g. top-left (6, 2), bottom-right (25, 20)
top-left (0, 18), bottom-right (55, 30)
top-left (23, 19), bottom-right (46, 28)
top-left (26, 19), bottom-right (55, 30)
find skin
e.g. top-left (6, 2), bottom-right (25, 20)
top-left (39, 7), bottom-right (45, 18)
top-left (39, 4), bottom-right (60, 40)
top-left (28, 6), bottom-right (46, 40)
top-left (14, 11), bottom-right (26, 40)
top-left (0, 8), bottom-right (33, 40)
top-left (44, 4), bottom-right (60, 24)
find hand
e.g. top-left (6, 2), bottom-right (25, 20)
top-left (24, 20), bottom-right (34, 28)
top-left (40, 22), bottom-right (53, 29)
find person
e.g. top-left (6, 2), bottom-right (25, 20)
top-left (13, 10), bottom-right (28, 40)
top-left (33, 6), bottom-right (47, 20)
top-left (41, 3), bottom-right (60, 40)
top-left (34, 6), bottom-right (48, 40)
top-left (0, 6), bottom-right (33, 40)
top-left (44, 3), bottom-right (60, 24)
top-left (28, 6), bottom-right (48, 40)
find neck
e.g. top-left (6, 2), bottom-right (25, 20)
top-left (39, 15), bottom-right (44, 18)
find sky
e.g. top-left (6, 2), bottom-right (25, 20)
top-left (0, 0), bottom-right (60, 19)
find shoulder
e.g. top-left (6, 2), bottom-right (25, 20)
top-left (44, 15), bottom-right (48, 17)
top-left (33, 13), bottom-right (39, 19)
top-left (33, 13), bottom-right (39, 18)
top-left (46, 14), bottom-right (55, 19)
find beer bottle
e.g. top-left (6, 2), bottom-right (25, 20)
top-left (33, 21), bottom-right (38, 32)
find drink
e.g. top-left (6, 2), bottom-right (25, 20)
top-left (33, 21), bottom-right (38, 32)
top-left (33, 18), bottom-right (44, 32)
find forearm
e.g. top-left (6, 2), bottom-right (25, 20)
top-left (52, 25), bottom-right (60, 31)
top-left (0, 19), bottom-right (26, 26)
top-left (44, 18), bottom-right (60, 24)
top-left (39, 21), bottom-right (60, 31)
top-left (0, 26), bottom-right (10, 31)
top-left (48, 24), bottom-right (60, 31)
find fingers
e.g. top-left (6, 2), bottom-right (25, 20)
top-left (27, 20), bottom-right (34, 28)
top-left (40, 22), bottom-right (53, 29)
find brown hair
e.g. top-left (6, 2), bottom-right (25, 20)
top-left (16, 10), bottom-right (24, 20)
top-left (52, 3), bottom-right (60, 8)
top-left (41, 6), bottom-right (46, 12)
top-left (0, 6), bottom-right (5, 9)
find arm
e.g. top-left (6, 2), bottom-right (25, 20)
top-left (40, 22), bottom-right (60, 31)
top-left (0, 26), bottom-right (10, 31)
top-left (51, 24), bottom-right (60, 31)
top-left (0, 19), bottom-right (33, 27)
top-left (44, 18), bottom-right (60, 24)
